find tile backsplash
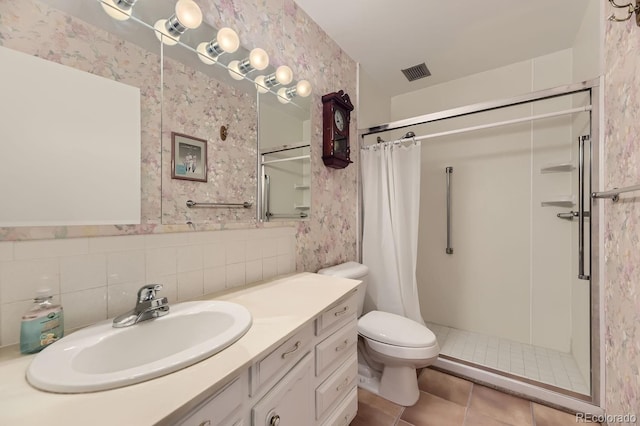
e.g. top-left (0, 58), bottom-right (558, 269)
top-left (0, 227), bottom-right (295, 347)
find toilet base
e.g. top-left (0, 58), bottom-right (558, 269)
top-left (357, 362), bottom-right (420, 406)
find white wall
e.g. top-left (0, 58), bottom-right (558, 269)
top-left (357, 67), bottom-right (391, 130)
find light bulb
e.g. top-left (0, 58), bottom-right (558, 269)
top-left (101, 0), bottom-right (133, 21)
top-left (277, 87), bottom-right (291, 104)
top-left (275, 65), bottom-right (293, 85)
top-left (175, 0), bottom-right (202, 29)
top-left (217, 27), bottom-right (239, 53)
top-left (228, 60), bottom-right (244, 81)
top-left (255, 76), bottom-right (270, 94)
top-left (154, 19), bottom-right (179, 45)
top-left (296, 80), bottom-right (312, 97)
top-left (249, 48), bottom-right (269, 71)
top-left (196, 42), bottom-right (216, 65)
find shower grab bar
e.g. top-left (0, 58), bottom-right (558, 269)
top-left (186, 200), bottom-right (252, 209)
top-left (445, 166), bottom-right (453, 255)
top-left (263, 175), bottom-right (271, 221)
top-left (266, 212), bottom-right (308, 219)
top-left (578, 135), bottom-right (590, 281)
top-left (592, 184), bottom-right (640, 201)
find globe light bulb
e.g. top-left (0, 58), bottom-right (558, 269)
top-left (175, 0), bottom-right (202, 29)
top-left (101, 0), bottom-right (133, 21)
top-left (275, 65), bottom-right (293, 85)
top-left (296, 80), bottom-right (312, 97)
top-left (249, 48), bottom-right (269, 71)
top-left (228, 60), bottom-right (244, 81)
top-left (255, 76), bottom-right (270, 94)
top-left (196, 42), bottom-right (216, 65)
top-left (277, 87), bottom-right (291, 104)
top-left (154, 19), bottom-right (179, 45)
top-left (217, 27), bottom-right (240, 53)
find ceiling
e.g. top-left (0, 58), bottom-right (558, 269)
top-left (293, 0), bottom-right (593, 98)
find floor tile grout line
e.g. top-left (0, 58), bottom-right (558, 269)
top-left (462, 382), bottom-right (474, 426)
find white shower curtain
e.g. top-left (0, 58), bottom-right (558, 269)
top-left (361, 141), bottom-right (424, 324)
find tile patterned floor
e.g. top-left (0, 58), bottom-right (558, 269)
top-left (350, 368), bottom-right (599, 426)
top-left (427, 322), bottom-right (590, 395)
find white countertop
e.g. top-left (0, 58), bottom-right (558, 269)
top-left (0, 272), bottom-right (361, 426)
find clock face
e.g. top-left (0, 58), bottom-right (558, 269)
top-left (334, 109), bottom-right (346, 132)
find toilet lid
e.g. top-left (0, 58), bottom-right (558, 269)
top-left (358, 311), bottom-right (437, 348)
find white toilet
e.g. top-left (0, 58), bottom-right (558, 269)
top-left (318, 261), bottom-right (439, 406)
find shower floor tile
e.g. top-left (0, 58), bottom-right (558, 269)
top-left (426, 322), bottom-right (590, 395)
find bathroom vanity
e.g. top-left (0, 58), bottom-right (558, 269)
top-left (0, 273), bottom-right (361, 426)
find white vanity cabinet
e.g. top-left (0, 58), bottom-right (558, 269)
top-left (176, 289), bottom-right (360, 426)
top-left (178, 372), bottom-right (247, 426)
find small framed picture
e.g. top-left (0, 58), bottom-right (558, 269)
top-left (171, 132), bottom-right (207, 182)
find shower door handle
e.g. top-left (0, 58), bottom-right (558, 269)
top-left (445, 166), bottom-right (453, 254)
top-left (263, 174), bottom-right (271, 222)
top-left (578, 135), bottom-right (590, 280)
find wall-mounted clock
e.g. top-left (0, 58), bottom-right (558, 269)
top-left (322, 90), bottom-right (354, 169)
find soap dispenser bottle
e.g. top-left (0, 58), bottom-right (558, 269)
top-left (20, 289), bottom-right (64, 354)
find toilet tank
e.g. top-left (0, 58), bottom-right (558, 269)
top-left (317, 262), bottom-right (368, 317)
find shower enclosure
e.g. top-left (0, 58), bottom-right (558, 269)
top-left (359, 80), bottom-right (601, 413)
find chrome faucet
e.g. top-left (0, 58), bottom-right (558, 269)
top-left (112, 284), bottom-right (170, 328)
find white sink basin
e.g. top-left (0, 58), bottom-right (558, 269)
top-left (26, 301), bottom-right (252, 393)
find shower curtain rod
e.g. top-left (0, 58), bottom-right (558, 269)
top-left (378, 105), bottom-right (592, 145)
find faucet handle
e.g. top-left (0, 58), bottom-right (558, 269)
top-left (137, 284), bottom-right (163, 303)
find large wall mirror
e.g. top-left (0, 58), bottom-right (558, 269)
top-left (0, 0), bottom-right (312, 236)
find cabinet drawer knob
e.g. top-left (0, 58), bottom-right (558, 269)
top-left (280, 341), bottom-right (301, 359)
top-left (334, 306), bottom-right (349, 317)
top-left (268, 413), bottom-right (281, 426)
top-left (197, 421), bottom-right (211, 426)
top-left (336, 377), bottom-right (350, 392)
top-left (335, 339), bottom-right (349, 352)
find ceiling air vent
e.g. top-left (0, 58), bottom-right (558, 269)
top-left (401, 62), bottom-right (431, 82)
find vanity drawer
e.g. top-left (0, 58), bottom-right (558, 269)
top-left (315, 354), bottom-right (358, 419)
top-left (315, 292), bottom-right (358, 336)
top-left (179, 375), bottom-right (243, 426)
top-left (251, 323), bottom-right (313, 394)
top-left (320, 386), bottom-right (358, 426)
top-left (315, 321), bottom-right (358, 377)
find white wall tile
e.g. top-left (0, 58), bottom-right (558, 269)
top-left (277, 254), bottom-right (294, 275)
top-left (146, 247), bottom-right (177, 277)
top-left (245, 240), bottom-right (262, 261)
top-left (0, 258), bottom-right (59, 303)
top-left (262, 257), bottom-right (278, 280)
top-left (146, 274), bottom-right (177, 304)
top-left (177, 270), bottom-right (203, 301)
top-left (177, 245), bottom-right (203, 273)
top-left (203, 244), bottom-right (225, 268)
top-left (226, 241), bottom-right (246, 265)
top-left (14, 238), bottom-right (88, 260)
top-left (144, 233), bottom-right (189, 249)
top-left (88, 235), bottom-right (145, 253)
top-left (187, 231), bottom-right (223, 245)
top-left (276, 237), bottom-right (292, 255)
top-left (0, 242), bottom-right (13, 262)
top-left (60, 254), bottom-right (107, 293)
top-left (107, 280), bottom-right (145, 318)
top-left (61, 287), bottom-right (107, 330)
top-left (260, 238), bottom-right (278, 258)
top-left (226, 263), bottom-right (245, 288)
top-left (1, 300), bottom-right (32, 346)
top-left (246, 260), bottom-right (262, 284)
top-left (204, 266), bottom-right (226, 295)
top-left (107, 250), bottom-right (145, 285)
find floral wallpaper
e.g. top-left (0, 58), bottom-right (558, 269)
top-left (0, 0), bottom-right (358, 272)
top-left (603, 15), bottom-right (640, 417)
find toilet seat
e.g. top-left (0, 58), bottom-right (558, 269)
top-left (358, 311), bottom-right (437, 347)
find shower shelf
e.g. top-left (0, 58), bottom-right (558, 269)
top-left (294, 184), bottom-right (310, 190)
top-left (540, 162), bottom-right (575, 173)
top-left (541, 196), bottom-right (575, 207)
top-left (294, 205), bottom-right (310, 210)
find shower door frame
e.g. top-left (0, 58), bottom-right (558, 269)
top-left (357, 78), bottom-right (603, 414)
